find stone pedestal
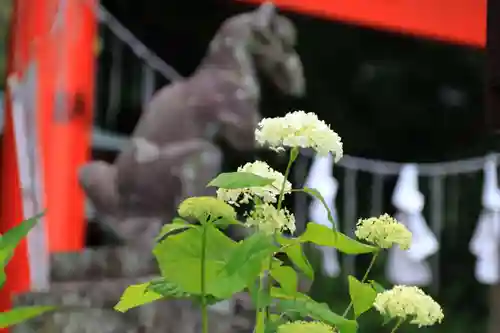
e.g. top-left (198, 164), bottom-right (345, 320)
top-left (12, 244), bottom-right (254, 333)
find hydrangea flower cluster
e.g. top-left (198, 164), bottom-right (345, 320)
top-left (245, 203), bottom-right (296, 235)
top-left (216, 161), bottom-right (292, 206)
top-left (374, 285), bottom-right (444, 327)
top-left (355, 213), bottom-right (412, 250)
top-left (255, 110), bottom-right (343, 159)
top-left (277, 320), bottom-right (335, 333)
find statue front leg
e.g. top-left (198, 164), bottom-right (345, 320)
top-left (174, 141), bottom-right (222, 202)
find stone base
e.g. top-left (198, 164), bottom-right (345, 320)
top-left (12, 245), bottom-right (255, 333)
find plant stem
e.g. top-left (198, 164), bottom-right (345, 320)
top-left (277, 147), bottom-right (298, 211)
top-left (201, 224), bottom-right (209, 333)
top-left (342, 251), bottom-right (379, 317)
top-left (258, 148), bottom-right (298, 332)
top-left (390, 318), bottom-right (404, 333)
top-left (254, 273), bottom-right (266, 333)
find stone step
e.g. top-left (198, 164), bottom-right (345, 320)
top-left (13, 283), bottom-right (244, 333)
top-left (14, 277), bottom-right (157, 309)
top-left (11, 308), bottom-right (138, 333)
top-left (13, 278), bottom-right (253, 333)
top-left (51, 246), bottom-right (158, 282)
top-left (11, 305), bottom-right (238, 333)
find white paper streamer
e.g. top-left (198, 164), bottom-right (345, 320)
top-left (387, 164), bottom-right (438, 286)
top-left (305, 153), bottom-right (340, 277)
top-left (470, 155), bottom-right (500, 284)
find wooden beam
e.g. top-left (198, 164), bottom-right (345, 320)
top-left (240, 0), bottom-right (486, 47)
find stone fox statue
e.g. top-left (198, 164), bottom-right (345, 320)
top-left (79, 2), bottom-right (306, 245)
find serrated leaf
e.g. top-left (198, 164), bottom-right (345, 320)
top-left (270, 266), bottom-right (297, 295)
top-left (270, 287), bottom-right (311, 301)
top-left (302, 187), bottom-right (336, 229)
top-left (300, 223), bottom-right (376, 254)
top-left (347, 275), bottom-right (377, 318)
top-left (277, 298), bottom-right (357, 333)
top-left (0, 306), bottom-right (55, 328)
top-left (154, 225), bottom-right (237, 298)
top-left (213, 217), bottom-right (242, 229)
top-left (178, 196), bottom-right (237, 223)
top-left (155, 218), bottom-right (193, 242)
top-left (207, 172), bottom-right (275, 189)
top-left (114, 283), bottom-right (163, 312)
top-left (147, 277), bottom-right (190, 298)
top-left (277, 236), bottom-right (314, 280)
top-left (221, 232), bottom-right (278, 297)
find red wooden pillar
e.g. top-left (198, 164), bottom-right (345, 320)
top-left (0, 0), bottom-right (96, 329)
top-left (45, 0), bottom-right (96, 252)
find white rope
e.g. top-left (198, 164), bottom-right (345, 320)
top-left (336, 153), bottom-right (493, 176)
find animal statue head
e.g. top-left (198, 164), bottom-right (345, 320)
top-left (248, 3), bottom-right (305, 97)
top-left (214, 2), bottom-right (305, 97)
top-left (203, 2), bottom-right (306, 150)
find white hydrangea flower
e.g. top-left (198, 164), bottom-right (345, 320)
top-left (216, 161), bottom-right (291, 206)
top-left (255, 110), bottom-right (343, 160)
top-left (245, 203), bottom-right (296, 235)
top-left (374, 285), bottom-right (444, 327)
top-left (355, 213), bottom-right (412, 250)
top-left (277, 320), bottom-right (335, 333)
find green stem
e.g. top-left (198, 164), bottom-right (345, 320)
top-left (277, 147), bottom-right (297, 211)
top-left (254, 274), bottom-right (266, 333)
top-left (390, 318), bottom-right (404, 333)
top-left (201, 224), bottom-right (209, 333)
top-left (257, 148), bottom-right (298, 332)
top-left (342, 251), bottom-right (379, 317)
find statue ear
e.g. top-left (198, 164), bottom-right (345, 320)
top-left (253, 2), bottom-right (276, 29)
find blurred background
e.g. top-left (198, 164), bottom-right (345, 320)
top-left (94, 1), bottom-right (488, 332)
top-left (0, 0), bottom-right (492, 332)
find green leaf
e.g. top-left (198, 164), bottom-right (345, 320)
top-left (177, 196), bottom-right (236, 223)
top-left (265, 313), bottom-right (287, 333)
top-left (114, 282), bottom-right (163, 312)
top-left (0, 214), bottom-right (43, 287)
top-left (147, 277), bottom-right (190, 298)
top-left (369, 280), bottom-right (386, 293)
top-left (248, 279), bottom-right (272, 310)
top-left (300, 223), bottom-right (376, 254)
top-left (277, 298), bottom-right (357, 333)
top-left (302, 187), bottom-right (336, 229)
top-left (155, 218), bottom-right (193, 242)
top-left (347, 275), bottom-right (377, 318)
top-left (367, 280), bottom-right (391, 325)
top-left (154, 225), bottom-right (244, 298)
top-left (270, 266), bottom-right (297, 296)
top-left (0, 306), bottom-right (55, 328)
top-left (148, 276), bottom-right (222, 307)
top-left (213, 217), bottom-right (242, 229)
top-left (278, 236), bottom-right (314, 280)
top-left (207, 172), bottom-right (275, 189)
top-left (270, 287), bottom-right (311, 301)
top-left (0, 214), bottom-right (41, 265)
top-left (220, 233), bottom-right (278, 297)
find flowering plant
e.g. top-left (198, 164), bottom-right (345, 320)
top-left (114, 111), bottom-right (443, 333)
